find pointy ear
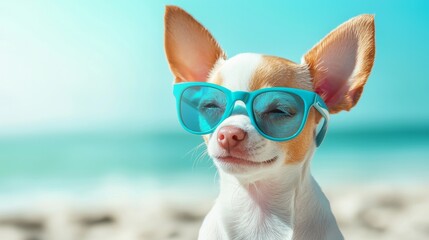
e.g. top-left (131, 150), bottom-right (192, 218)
top-left (302, 15), bottom-right (375, 114)
top-left (164, 5), bottom-right (226, 83)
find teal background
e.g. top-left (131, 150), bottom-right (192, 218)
top-left (0, 1), bottom-right (428, 193)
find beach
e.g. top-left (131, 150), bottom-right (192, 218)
top-left (0, 183), bottom-right (428, 240)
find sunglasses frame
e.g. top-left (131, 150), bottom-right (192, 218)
top-left (173, 82), bottom-right (329, 147)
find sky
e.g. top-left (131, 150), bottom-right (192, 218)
top-left (1, 0), bottom-right (428, 136)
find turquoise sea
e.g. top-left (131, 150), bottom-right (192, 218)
top-left (0, 126), bottom-right (428, 195)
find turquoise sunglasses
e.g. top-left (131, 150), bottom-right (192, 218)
top-left (173, 82), bottom-right (329, 147)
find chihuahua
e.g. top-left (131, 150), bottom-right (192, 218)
top-left (164, 6), bottom-right (375, 240)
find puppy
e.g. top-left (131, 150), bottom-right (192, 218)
top-left (164, 6), bottom-right (375, 240)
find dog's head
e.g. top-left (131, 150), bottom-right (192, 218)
top-left (165, 6), bottom-right (375, 182)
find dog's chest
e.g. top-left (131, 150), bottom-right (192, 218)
top-left (216, 192), bottom-right (294, 240)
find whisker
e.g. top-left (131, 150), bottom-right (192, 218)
top-left (193, 148), bottom-right (208, 170)
top-left (212, 169), bottom-right (219, 185)
top-left (183, 141), bottom-right (206, 171)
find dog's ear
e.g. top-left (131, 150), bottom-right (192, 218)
top-left (303, 15), bottom-right (375, 114)
top-left (165, 6), bottom-right (226, 83)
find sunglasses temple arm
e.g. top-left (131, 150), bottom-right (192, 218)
top-left (313, 95), bottom-right (330, 147)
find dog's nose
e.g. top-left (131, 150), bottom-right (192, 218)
top-left (217, 126), bottom-right (247, 150)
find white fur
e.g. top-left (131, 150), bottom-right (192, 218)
top-left (210, 53), bottom-right (262, 91)
top-left (199, 53), bottom-right (344, 240)
top-left (200, 146), bottom-right (343, 240)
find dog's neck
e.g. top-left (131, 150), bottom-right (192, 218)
top-left (214, 153), bottom-right (343, 240)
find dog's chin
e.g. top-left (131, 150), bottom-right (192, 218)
top-left (212, 155), bottom-right (279, 176)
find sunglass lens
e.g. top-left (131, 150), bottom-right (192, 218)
top-left (180, 86), bottom-right (227, 133)
top-left (253, 92), bottom-right (305, 139)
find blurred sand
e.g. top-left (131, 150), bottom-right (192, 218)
top-left (0, 185), bottom-right (428, 240)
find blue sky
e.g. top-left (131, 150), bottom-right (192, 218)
top-left (1, 0), bottom-right (428, 136)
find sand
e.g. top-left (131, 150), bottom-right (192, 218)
top-left (0, 184), bottom-right (428, 240)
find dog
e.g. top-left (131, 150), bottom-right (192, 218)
top-left (164, 5), bottom-right (375, 240)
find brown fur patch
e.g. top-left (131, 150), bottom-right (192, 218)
top-left (250, 56), bottom-right (312, 91)
top-left (280, 109), bottom-right (317, 164)
top-left (248, 56), bottom-right (318, 164)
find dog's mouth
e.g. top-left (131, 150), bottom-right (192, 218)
top-left (215, 155), bottom-right (278, 166)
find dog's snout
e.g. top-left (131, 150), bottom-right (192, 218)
top-left (217, 126), bottom-right (247, 150)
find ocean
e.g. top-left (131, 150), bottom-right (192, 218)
top-left (0, 127), bottom-right (428, 195)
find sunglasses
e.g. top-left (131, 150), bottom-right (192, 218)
top-left (173, 82), bottom-right (330, 147)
